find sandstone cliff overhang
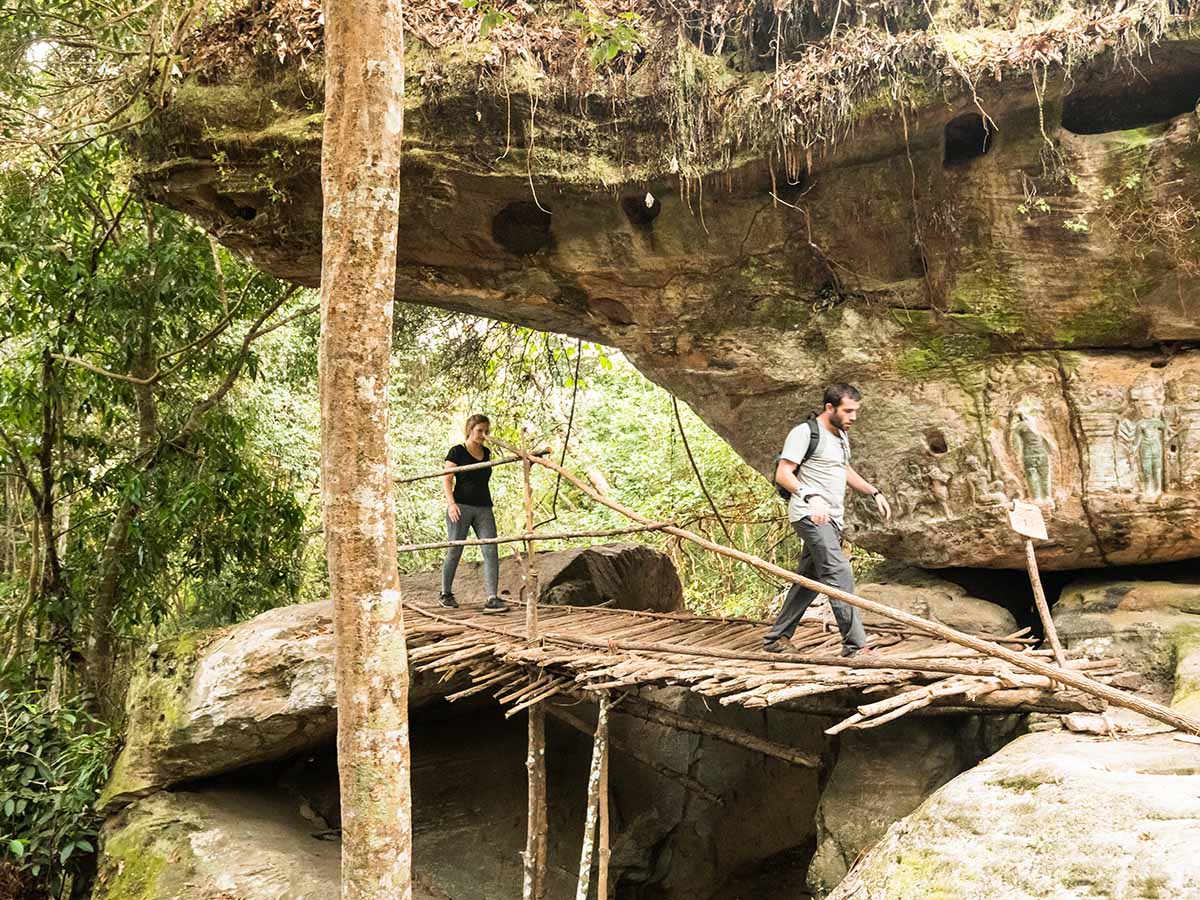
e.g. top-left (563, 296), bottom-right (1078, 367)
top-left (137, 0), bottom-right (1200, 569)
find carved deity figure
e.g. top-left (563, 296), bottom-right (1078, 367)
top-left (964, 454), bottom-right (1008, 506)
top-left (1134, 417), bottom-right (1170, 498)
top-left (924, 464), bottom-right (954, 519)
top-left (1010, 413), bottom-right (1052, 503)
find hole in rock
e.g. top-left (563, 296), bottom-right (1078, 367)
top-left (491, 201), bottom-right (553, 256)
top-left (1062, 62), bottom-right (1200, 134)
top-left (621, 191), bottom-right (662, 228)
top-left (925, 428), bottom-right (949, 454)
top-left (212, 193), bottom-right (258, 222)
top-left (943, 113), bottom-right (993, 167)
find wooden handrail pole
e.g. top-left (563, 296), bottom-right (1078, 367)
top-left (491, 438), bottom-right (1200, 736)
top-left (1025, 538), bottom-right (1067, 669)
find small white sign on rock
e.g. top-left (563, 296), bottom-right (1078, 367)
top-left (1008, 500), bottom-right (1047, 541)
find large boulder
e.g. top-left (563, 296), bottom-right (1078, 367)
top-left (93, 788), bottom-right (340, 900)
top-left (806, 716), bottom-right (1020, 897)
top-left (99, 543), bottom-right (683, 812)
top-left (1054, 577), bottom-right (1200, 684)
top-left (856, 569), bottom-right (1018, 638)
top-left (138, 1), bottom-right (1200, 569)
top-left (826, 730), bottom-right (1200, 900)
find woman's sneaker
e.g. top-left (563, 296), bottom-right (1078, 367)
top-left (438, 593), bottom-right (459, 609)
top-left (482, 596), bottom-right (509, 614)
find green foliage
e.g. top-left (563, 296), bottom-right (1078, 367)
top-left (571, 9), bottom-right (647, 67)
top-left (461, 0), bottom-right (513, 39)
top-left (0, 140), bottom-right (308, 692)
top-left (0, 690), bottom-right (114, 894)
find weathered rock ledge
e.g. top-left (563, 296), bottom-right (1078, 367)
top-left (139, 1), bottom-right (1200, 569)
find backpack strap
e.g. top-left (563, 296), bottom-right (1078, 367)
top-left (804, 418), bottom-right (820, 463)
top-left (773, 418), bottom-right (822, 500)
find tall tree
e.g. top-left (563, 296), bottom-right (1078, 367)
top-left (318, 0), bottom-right (412, 896)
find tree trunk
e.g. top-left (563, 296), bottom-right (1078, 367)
top-left (319, 0), bottom-right (411, 896)
top-left (85, 318), bottom-right (158, 713)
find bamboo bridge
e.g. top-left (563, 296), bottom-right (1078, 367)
top-left (398, 437), bottom-right (1200, 900)
top-left (404, 598), bottom-right (1118, 736)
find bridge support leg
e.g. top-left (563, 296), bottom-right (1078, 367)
top-left (576, 693), bottom-right (611, 900)
top-left (524, 703), bottom-right (548, 900)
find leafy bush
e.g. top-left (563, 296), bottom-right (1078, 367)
top-left (0, 691), bottom-right (114, 898)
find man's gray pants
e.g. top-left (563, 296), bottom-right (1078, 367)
top-left (764, 517), bottom-right (867, 655)
top-left (442, 504), bottom-right (500, 597)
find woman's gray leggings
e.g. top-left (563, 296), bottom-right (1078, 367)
top-left (441, 504), bottom-right (500, 597)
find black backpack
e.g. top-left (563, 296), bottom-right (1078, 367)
top-left (772, 419), bottom-right (820, 501)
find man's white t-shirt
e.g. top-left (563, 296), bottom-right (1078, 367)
top-left (782, 423), bottom-right (850, 528)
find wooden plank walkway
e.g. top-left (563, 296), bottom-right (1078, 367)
top-left (404, 599), bottom-right (1120, 733)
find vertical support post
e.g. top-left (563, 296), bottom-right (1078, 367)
top-left (597, 707), bottom-right (611, 900)
top-left (522, 439), bottom-right (540, 638)
top-left (576, 693), bottom-right (611, 900)
top-left (521, 433), bottom-right (547, 900)
top-left (1025, 538), bottom-right (1067, 669)
top-left (523, 703), bottom-right (547, 900)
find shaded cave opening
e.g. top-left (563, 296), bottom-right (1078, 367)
top-left (1061, 61), bottom-right (1200, 134)
top-left (943, 112), bottom-right (993, 167)
top-left (183, 694), bottom-right (831, 900)
top-left (492, 200), bottom-right (554, 256)
top-left (935, 555), bottom-right (1200, 640)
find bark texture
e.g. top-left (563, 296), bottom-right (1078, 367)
top-left (318, 0), bottom-right (411, 896)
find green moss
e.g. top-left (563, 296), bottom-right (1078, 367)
top-left (96, 836), bottom-right (168, 900)
top-left (886, 849), bottom-right (963, 900)
top-left (1170, 623), bottom-right (1200, 711)
top-left (896, 342), bottom-right (986, 379)
top-left (948, 246), bottom-right (1025, 336)
top-left (98, 630), bottom-right (211, 810)
top-left (1053, 262), bottom-right (1151, 345)
top-left (991, 773), bottom-right (1054, 793)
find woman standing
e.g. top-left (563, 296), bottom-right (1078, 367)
top-left (440, 414), bottom-right (508, 613)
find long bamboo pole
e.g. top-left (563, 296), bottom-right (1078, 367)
top-left (395, 522), bottom-right (670, 553)
top-left (1025, 539), bottom-right (1067, 669)
top-left (394, 448), bottom-right (551, 485)
top-left (492, 439), bottom-right (1200, 737)
top-left (617, 696), bottom-right (820, 767)
top-left (597, 708), bottom-right (611, 900)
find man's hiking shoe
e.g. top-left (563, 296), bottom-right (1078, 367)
top-left (482, 596), bottom-right (509, 614)
top-left (438, 593), bottom-right (459, 609)
top-left (762, 639), bottom-right (789, 654)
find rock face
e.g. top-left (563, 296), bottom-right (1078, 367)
top-left (806, 715), bottom-right (1019, 897)
top-left (93, 788), bottom-right (344, 900)
top-left (1055, 576), bottom-right (1200, 685)
top-left (825, 730), bottom-right (1200, 900)
top-left (94, 682), bottom-right (835, 900)
top-left (856, 568), bottom-right (1019, 637)
top-left (100, 543), bottom-right (683, 812)
top-left (138, 1), bottom-right (1200, 570)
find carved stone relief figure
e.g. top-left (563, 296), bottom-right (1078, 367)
top-left (1133, 417), bottom-right (1174, 498)
top-left (924, 464), bottom-right (954, 520)
top-left (1009, 412), bottom-right (1052, 503)
top-left (964, 454), bottom-right (1008, 507)
top-left (1168, 378), bottom-right (1200, 489)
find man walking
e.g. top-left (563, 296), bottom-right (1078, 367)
top-left (764, 383), bottom-right (892, 656)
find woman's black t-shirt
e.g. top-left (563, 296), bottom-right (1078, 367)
top-left (445, 444), bottom-right (493, 507)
